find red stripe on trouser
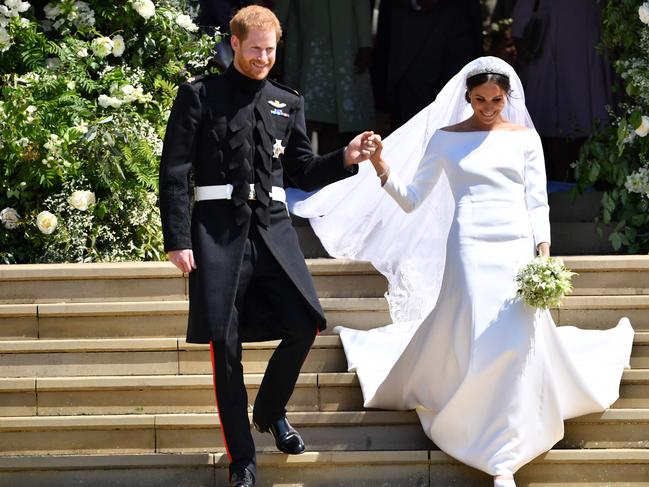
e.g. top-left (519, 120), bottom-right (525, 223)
top-left (210, 341), bottom-right (233, 461)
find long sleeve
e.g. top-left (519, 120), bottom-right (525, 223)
top-left (159, 82), bottom-right (202, 252)
top-left (524, 131), bottom-right (551, 246)
top-left (382, 148), bottom-right (443, 213)
top-left (282, 95), bottom-right (358, 191)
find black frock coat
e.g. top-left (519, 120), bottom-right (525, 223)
top-left (159, 66), bottom-right (358, 344)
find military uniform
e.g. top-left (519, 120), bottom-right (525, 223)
top-left (159, 64), bottom-right (358, 480)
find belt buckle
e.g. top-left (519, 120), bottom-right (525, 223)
top-left (248, 184), bottom-right (256, 201)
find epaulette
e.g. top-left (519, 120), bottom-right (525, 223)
top-left (268, 77), bottom-right (300, 96)
top-left (186, 73), bottom-right (220, 84)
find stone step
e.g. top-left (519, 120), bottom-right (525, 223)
top-left (1, 333), bottom-right (647, 378)
top-left (2, 449), bottom-right (649, 487)
top-left (2, 368), bottom-right (647, 418)
top-left (1, 409), bottom-right (648, 457)
top-left (0, 260), bottom-right (387, 305)
top-left (2, 294), bottom-right (648, 340)
top-left (1, 257), bottom-right (648, 306)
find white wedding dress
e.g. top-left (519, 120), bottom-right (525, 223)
top-left (333, 129), bottom-right (634, 476)
top-left (288, 57), bottom-right (634, 478)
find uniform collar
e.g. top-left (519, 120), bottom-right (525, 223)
top-left (225, 63), bottom-right (267, 92)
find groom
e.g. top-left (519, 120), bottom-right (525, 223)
top-left (158, 6), bottom-right (375, 487)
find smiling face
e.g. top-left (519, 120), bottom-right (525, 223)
top-left (467, 81), bottom-right (507, 129)
top-left (231, 27), bottom-right (277, 80)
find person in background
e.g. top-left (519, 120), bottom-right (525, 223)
top-left (511, 0), bottom-right (615, 181)
top-left (275, 0), bottom-right (376, 154)
top-left (374, 0), bottom-right (483, 129)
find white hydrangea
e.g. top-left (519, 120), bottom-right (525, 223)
top-left (0, 207), bottom-right (20, 229)
top-left (43, 2), bottom-right (60, 19)
top-left (77, 47), bottom-right (88, 58)
top-left (68, 190), bottom-right (96, 211)
top-left (119, 84), bottom-right (152, 104)
top-left (91, 36), bottom-right (113, 58)
top-left (176, 14), bottom-right (198, 32)
top-left (132, 0), bottom-right (155, 20)
top-left (97, 94), bottom-right (123, 108)
top-left (46, 57), bottom-right (60, 69)
top-left (36, 210), bottom-right (58, 234)
top-left (43, 133), bottom-right (63, 157)
top-left (634, 115), bottom-right (649, 137)
top-left (111, 34), bottom-right (125, 57)
top-left (640, 2), bottom-right (649, 25)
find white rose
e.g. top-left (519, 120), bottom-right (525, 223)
top-left (639, 3), bottom-right (649, 26)
top-left (132, 0), bottom-right (155, 20)
top-left (68, 190), bottom-right (96, 211)
top-left (0, 26), bottom-right (11, 52)
top-left (36, 210), bottom-right (57, 234)
top-left (176, 14), bottom-right (198, 32)
top-left (112, 34), bottom-right (125, 57)
top-left (91, 36), bottom-right (113, 58)
top-left (634, 115), bottom-right (649, 137)
top-left (0, 207), bottom-right (20, 229)
top-left (77, 47), bottom-right (88, 58)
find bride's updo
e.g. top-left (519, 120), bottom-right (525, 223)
top-left (464, 72), bottom-right (512, 103)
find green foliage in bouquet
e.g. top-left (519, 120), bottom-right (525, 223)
top-left (0, 0), bottom-right (221, 263)
top-left (515, 256), bottom-right (576, 309)
top-left (573, 0), bottom-right (649, 253)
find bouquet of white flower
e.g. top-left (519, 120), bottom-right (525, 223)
top-left (515, 256), bottom-right (576, 309)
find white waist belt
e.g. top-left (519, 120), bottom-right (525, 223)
top-left (194, 184), bottom-right (286, 204)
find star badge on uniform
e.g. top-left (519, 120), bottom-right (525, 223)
top-left (273, 139), bottom-right (285, 158)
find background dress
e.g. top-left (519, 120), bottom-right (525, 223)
top-left (335, 129), bottom-right (633, 476)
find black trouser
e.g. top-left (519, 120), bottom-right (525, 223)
top-left (209, 224), bottom-right (317, 481)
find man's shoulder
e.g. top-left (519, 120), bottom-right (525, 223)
top-left (266, 78), bottom-right (301, 101)
top-left (185, 72), bottom-right (223, 88)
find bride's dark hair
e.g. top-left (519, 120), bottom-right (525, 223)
top-left (464, 73), bottom-right (511, 103)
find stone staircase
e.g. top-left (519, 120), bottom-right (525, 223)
top-left (1, 257), bottom-right (649, 486)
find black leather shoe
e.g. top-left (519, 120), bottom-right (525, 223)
top-left (230, 468), bottom-right (254, 487)
top-left (255, 415), bottom-right (305, 455)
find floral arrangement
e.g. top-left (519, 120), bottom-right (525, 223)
top-left (482, 17), bottom-right (513, 53)
top-left (573, 0), bottom-right (649, 253)
top-left (515, 256), bottom-right (577, 309)
top-left (0, 0), bottom-right (221, 263)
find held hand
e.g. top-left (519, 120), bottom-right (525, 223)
top-left (344, 131), bottom-right (376, 166)
top-left (536, 242), bottom-right (550, 257)
top-left (367, 134), bottom-right (383, 164)
top-left (167, 249), bottom-right (196, 274)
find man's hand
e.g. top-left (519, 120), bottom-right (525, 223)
top-left (168, 249), bottom-right (196, 273)
top-left (344, 131), bottom-right (377, 166)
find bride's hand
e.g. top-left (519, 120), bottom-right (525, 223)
top-left (367, 134), bottom-right (383, 164)
top-left (536, 242), bottom-right (550, 257)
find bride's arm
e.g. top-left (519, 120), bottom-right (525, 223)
top-left (369, 136), bottom-right (442, 213)
top-left (524, 132), bottom-right (551, 255)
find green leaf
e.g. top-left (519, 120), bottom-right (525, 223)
top-left (610, 232), bottom-right (623, 251)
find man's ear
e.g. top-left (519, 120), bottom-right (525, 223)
top-left (231, 35), bottom-right (240, 53)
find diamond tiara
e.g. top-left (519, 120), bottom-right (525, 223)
top-left (465, 57), bottom-right (512, 79)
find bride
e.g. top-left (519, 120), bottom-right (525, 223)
top-left (289, 57), bottom-right (634, 486)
